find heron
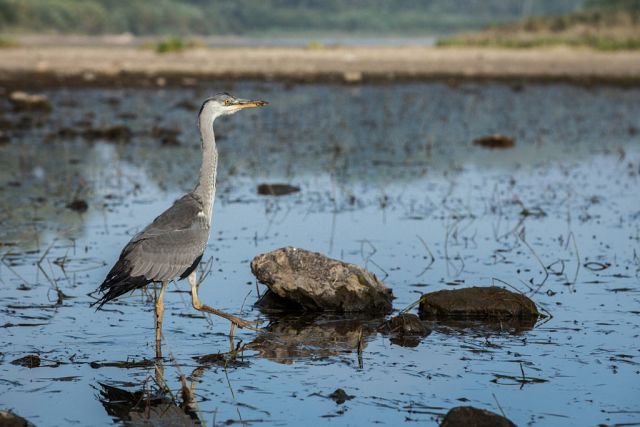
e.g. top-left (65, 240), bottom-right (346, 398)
top-left (92, 93), bottom-right (267, 355)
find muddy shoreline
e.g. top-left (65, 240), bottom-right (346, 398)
top-left (1, 46), bottom-right (640, 88)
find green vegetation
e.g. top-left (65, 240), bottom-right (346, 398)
top-left (0, 0), bottom-right (583, 36)
top-left (141, 37), bottom-right (204, 53)
top-left (438, 35), bottom-right (640, 51)
top-left (586, 0), bottom-right (640, 12)
top-left (0, 35), bottom-right (16, 47)
top-left (438, 0), bottom-right (640, 50)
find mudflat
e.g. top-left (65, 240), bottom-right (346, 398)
top-left (1, 45), bottom-right (640, 87)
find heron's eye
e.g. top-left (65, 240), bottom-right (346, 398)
top-left (224, 100), bottom-right (232, 106)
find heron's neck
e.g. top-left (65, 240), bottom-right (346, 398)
top-left (193, 114), bottom-right (218, 224)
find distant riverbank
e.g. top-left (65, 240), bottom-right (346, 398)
top-left (1, 44), bottom-right (640, 88)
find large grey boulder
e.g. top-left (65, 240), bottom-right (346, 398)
top-left (251, 247), bottom-right (393, 314)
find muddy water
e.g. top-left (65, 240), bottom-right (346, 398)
top-left (0, 82), bottom-right (639, 426)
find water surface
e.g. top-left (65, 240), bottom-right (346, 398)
top-left (0, 82), bottom-right (639, 426)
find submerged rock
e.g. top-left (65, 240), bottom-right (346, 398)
top-left (82, 125), bottom-right (132, 142)
top-left (329, 388), bottom-right (354, 404)
top-left (66, 199), bottom-right (89, 213)
top-left (473, 134), bottom-right (515, 149)
top-left (10, 354), bottom-right (40, 368)
top-left (0, 130), bottom-right (9, 145)
top-left (257, 183), bottom-right (300, 196)
top-left (9, 91), bottom-right (52, 112)
top-left (152, 126), bottom-right (181, 146)
top-left (0, 410), bottom-right (36, 427)
top-left (440, 406), bottom-right (516, 427)
top-left (419, 286), bottom-right (539, 321)
top-left (377, 313), bottom-right (430, 347)
top-left (251, 247), bottom-right (393, 314)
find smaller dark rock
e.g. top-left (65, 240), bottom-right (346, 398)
top-left (193, 353), bottom-right (249, 368)
top-left (56, 127), bottom-right (78, 139)
top-left (440, 406), bottom-right (516, 427)
top-left (11, 354), bottom-right (40, 368)
top-left (117, 112), bottom-right (137, 120)
top-left (328, 388), bottom-right (354, 405)
top-left (419, 286), bottom-right (539, 321)
top-left (0, 130), bottom-right (9, 145)
top-left (378, 313), bottom-right (428, 336)
top-left (151, 126), bottom-right (181, 146)
top-left (473, 134), bottom-right (515, 149)
top-left (257, 183), bottom-right (300, 196)
top-left (174, 99), bottom-right (197, 111)
top-left (104, 96), bottom-right (121, 106)
top-left (378, 313), bottom-right (430, 347)
top-left (67, 199), bottom-right (89, 213)
top-left (82, 125), bottom-right (132, 142)
top-left (0, 410), bottom-right (36, 427)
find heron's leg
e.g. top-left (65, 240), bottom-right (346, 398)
top-left (155, 281), bottom-right (168, 358)
top-left (155, 360), bottom-right (167, 392)
top-left (188, 271), bottom-right (260, 331)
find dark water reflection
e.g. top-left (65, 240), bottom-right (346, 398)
top-left (97, 382), bottom-right (202, 427)
top-left (249, 313), bottom-right (379, 364)
top-left (0, 82), bottom-right (639, 426)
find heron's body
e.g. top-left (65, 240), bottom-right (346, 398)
top-left (94, 192), bottom-right (208, 307)
top-left (93, 93), bottom-right (266, 354)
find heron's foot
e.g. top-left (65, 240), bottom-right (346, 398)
top-left (194, 303), bottom-right (262, 332)
top-left (228, 315), bottom-right (261, 331)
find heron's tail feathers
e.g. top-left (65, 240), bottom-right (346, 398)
top-left (92, 261), bottom-right (150, 310)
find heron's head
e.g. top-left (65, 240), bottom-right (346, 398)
top-left (199, 93), bottom-right (267, 121)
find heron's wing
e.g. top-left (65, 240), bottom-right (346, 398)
top-left (122, 193), bottom-right (210, 282)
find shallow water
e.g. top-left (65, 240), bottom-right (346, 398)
top-left (0, 82), bottom-right (639, 426)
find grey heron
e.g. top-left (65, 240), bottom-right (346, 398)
top-left (92, 93), bottom-right (267, 354)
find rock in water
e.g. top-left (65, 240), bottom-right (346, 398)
top-left (377, 313), bottom-right (430, 347)
top-left (472, 134), bottom-right (515, 149)
top-left (378, 313), bottom-right (428, 336)
top-left (328, 388), bottom-right (354, 404)
top-left (10, 354), bottom-right (41, 368)
top-left (0, 410), bottom-right (36, 427)
top-left (9, 91), bottom-right (52, 112)
top-left (419, 286), bottom-right (539, 320)
top-left (257, 183), bottom-right (300, 196)
top-left (440, 406), bottom-right (516, 427)
top-left (251, 247), bottom-right (393, 314)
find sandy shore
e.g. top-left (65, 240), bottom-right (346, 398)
top-left (1, 45), bottom-right (640, 87)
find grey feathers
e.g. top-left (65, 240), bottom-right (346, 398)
top-left (93, 193), bottom-right (210, 308)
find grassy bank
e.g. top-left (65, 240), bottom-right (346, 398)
top-left (438, 4), bottom-right (640, 51)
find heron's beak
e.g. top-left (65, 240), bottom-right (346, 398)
top-left (234, 99), bottom-right (268, 109)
